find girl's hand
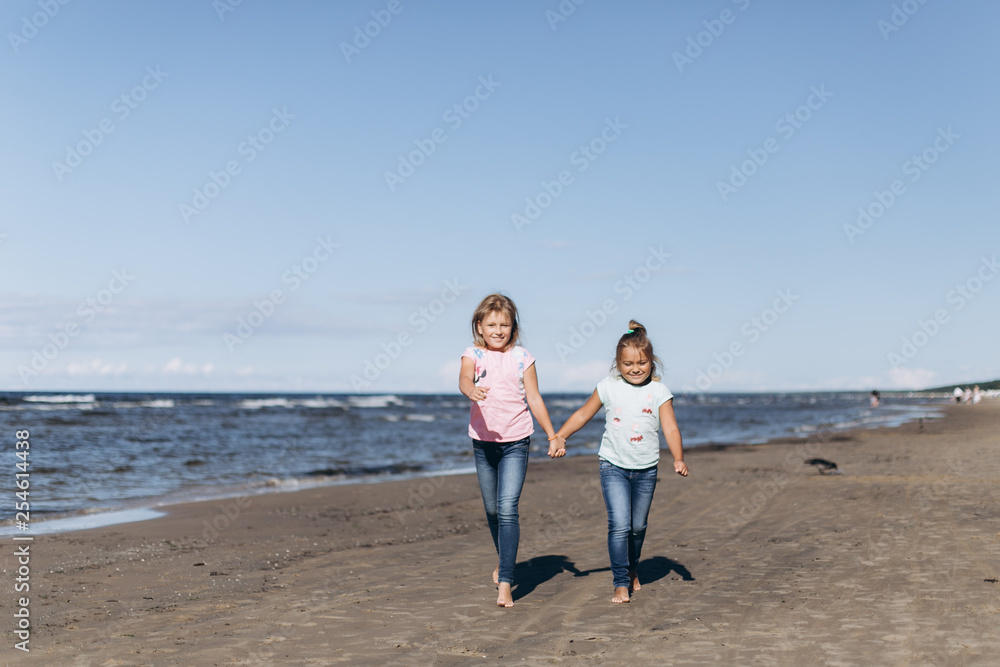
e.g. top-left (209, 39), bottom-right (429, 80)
top-left (547, 435), bottom-right (566, 458)
top-left (674, 460), bottom-right (689, 476)
top-left (469, 386), bottom-right (490, 402)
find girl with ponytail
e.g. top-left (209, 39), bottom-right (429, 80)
top-left (553, 320), bottom-right (688, 603)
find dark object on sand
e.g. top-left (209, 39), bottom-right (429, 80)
top-left (804, 458), bottom-right (842, 475)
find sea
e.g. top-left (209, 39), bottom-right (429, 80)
top-left (0, 391), bottom-right (947, 535)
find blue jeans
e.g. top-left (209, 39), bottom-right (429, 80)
top-left (472, 437), bottom-right (529, 585)
top-left (599, 458), bottom-right (658, 588)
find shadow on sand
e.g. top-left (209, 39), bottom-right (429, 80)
top-left (637, 555), bottom-right (695, 583)
top-left (512, 555), bottom-right (581, 600)
top-left (511, 554), bottom-right (693, 600)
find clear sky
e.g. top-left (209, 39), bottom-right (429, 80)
top-left (2, 0), bottom-right (998, 394)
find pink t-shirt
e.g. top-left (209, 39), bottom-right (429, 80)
top-left (462, 346), bottom-right (535, 442)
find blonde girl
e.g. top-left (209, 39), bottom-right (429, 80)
top-left (459, 294), bottom-right (564, 607)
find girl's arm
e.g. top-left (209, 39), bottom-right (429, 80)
top-left (459, 357), bottom-right (488, 402)
top-left (659, 399), bottom-right (688, 476)
top-left (553, 390), bottom-right (604, 456)
top-left (522, 364), bottom-right (563, 457)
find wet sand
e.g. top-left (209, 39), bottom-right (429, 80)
top-left (3, 401), bottom-right (998, 665)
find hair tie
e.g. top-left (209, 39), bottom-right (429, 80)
top-left (626, 329), bottom-right (634, 334)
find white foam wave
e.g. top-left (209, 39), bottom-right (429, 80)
top-left (111, 399), bottom-right (176, 409)
top-left (24, 402), bottom-right (96, 411)
top-left (24, 394), bottom-right (96, 404)
top-left (404, 414), bottom-right (435, 422)
top-left (549, 399), bottom-right (585, 409)
top-left (299, 398), bottom-right (345, 409)
top-left (239, 397), bottom-right (346, 410)
top-left (348, 395), bottom-right (403, 409)
top-left (0, 508), bottom-right (166, 537)
top-left (239, 398), bottom-right (295, 409)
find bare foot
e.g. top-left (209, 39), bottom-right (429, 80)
top-left (493, 566), bottom-right (499, 585)
top-left (628, 570), bottom-right (641, 592)
top-left (497, 582), bottom-right (514, 607)
top-left (612, 586), bottom-right (631, 603)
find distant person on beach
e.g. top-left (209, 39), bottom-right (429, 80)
top-left (552, 320), bottom-right (688, 603)
top-left (459, 294), bottom-right (564, 608)
top-left (954, 387), bottom-right (964, 404)
top-left (870, 390), bottom-right (880, 408)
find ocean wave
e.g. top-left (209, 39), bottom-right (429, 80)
top-left (22, 402), bottom-right (96, 412)
top-left (347, 395), bottom-right (404, 409)
top-left (304, 462), bottom-right (427, 477)
top-left (239, 397), bottom-right (295, 409)
top-left (299, 397), bottom-right (346, 409)
top-left (404, 414), bottom-right (435, 422)
top-left (549, 399), bottom-right (585, 409)
top-left (112, 399), bottom-right (176, 409)
top-left (238, 397), bottom-right (346, 410)
top-left (24, 393), bottom-right (96, 404)
top-left (0, 508), bottom-right (167, 537)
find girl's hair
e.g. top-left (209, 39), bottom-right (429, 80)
top-left (470, 293), bottom-right (520, 351)
top-left (612, 320), bottom-right (662, 379)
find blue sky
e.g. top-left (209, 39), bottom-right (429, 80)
top-left (2, 0), bottom-right (998, 394)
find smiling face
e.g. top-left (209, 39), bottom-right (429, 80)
top-left (477, 311), bottom-right (512, 351)
top-left (617, 345), bottom-right (652, 385)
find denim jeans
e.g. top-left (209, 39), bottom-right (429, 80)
top-left (599, 458), bottom-right (658, 588)
top-left (472, 437), bottom-right (529, 585)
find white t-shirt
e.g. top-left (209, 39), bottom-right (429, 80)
top-left (596, 376), bottom-right (673, 469)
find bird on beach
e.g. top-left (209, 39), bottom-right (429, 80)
top-left (804, 458), bottom-right (842, 475)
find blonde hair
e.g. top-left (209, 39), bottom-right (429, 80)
top-left (470, 294), bottom-right (520, 351)
top-left (612, 320), bottom-right (662, 379)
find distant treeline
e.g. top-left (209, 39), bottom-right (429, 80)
top-left (920, 379), bottom-right (1000, 393)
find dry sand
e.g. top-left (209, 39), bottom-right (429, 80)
top-left (2, 401), bottom-right (998, 665)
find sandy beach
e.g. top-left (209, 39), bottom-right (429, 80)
top-left (3, 401), bottom-right (998, 665)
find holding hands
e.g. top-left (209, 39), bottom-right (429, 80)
top-left (547, 434), bottom-right (566, 458)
